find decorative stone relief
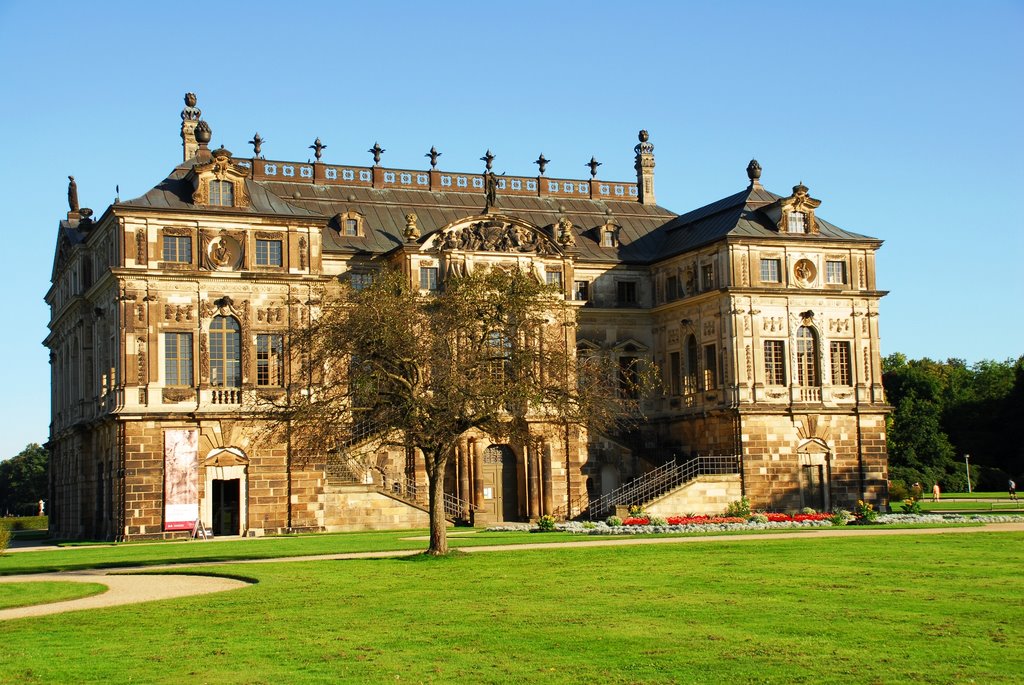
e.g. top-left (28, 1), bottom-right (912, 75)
top-left (762, 317), bottom-right (784, 333)
top-left (433, 219), bottom-right (556, 255)
top-left (257, 307), bottom-right (284, 324)
top-left (162, 388), bottom-right (195, 403)
top-left (858, 257), bottom-right (866, 287)
top-left (199, 334), bottom-right (209, 385)
top-left (137, 339), bottom-right (148, 385)
top-left (863, 346), bottom-right (870, 380)
top-left (702, 321), bottom-right (715, 337)
top-left (164, 305), bottom-right (193, 322)
top-left (828, 318), bottom-right (850, 333)
top-left (740, 259), bottom-right (749, 286)
top-left (745, 345), bottom-right (752, 379)
top-left (667, 328), bottom-right (679, 345)
top-left (298, 236), bottom-right (308, 269)
top-left (135, 229), bottom-right (147, 265)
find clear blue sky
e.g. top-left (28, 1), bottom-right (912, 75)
top-left (0, 1), bottom-right (1021, 459)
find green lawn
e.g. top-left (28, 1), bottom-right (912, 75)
top-left (0, 532), bottom-right (1020, 683)
top-left (916, 500), bottom-right (1022, 512)
top-left (0, 581), bottom-right (106, 610)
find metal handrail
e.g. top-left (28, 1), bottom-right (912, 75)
top-left (586, 455), bottom-right (740, 520)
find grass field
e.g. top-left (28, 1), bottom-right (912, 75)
top-left (0, 582), bottom-right (106, 610)
top-left (0, 531), bottom-right (1021, 683)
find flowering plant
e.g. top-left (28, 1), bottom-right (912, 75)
top-left (853, 499), bottom-right (878, 523)
top-left (536, 514), bottom-right (556, 532)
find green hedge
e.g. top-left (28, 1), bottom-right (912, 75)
top-left (0, 516), bottom-right (48, 532)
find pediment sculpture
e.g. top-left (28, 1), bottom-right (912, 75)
top-left (432, 220), bottom-right (555, 255)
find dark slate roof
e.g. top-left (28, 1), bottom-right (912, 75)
top-left (119, 165), bottom-right (320, 218)
top-left (119, 164), bottom-right (878, 265)
top-left (655, 185), bottom-right (876, 259)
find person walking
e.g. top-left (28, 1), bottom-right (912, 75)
top-left (1010, 479), bottom-right (1018, 502)
top-left (932, 482), bottom-right (941, 502)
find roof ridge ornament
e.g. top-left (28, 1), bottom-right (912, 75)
top-left (368, 142), bottom-right (385, 166)
top-left (747, 159), bottom-right (762, 189)
top-left (480, 150), bottom-right (495, 172)
top-left (425, 146), bottom-right (441, 169)
top-left (534, 153), bottom-right (549, 176)
top-left (248, 133), bottom-right (264, 158)
top-left (587, 156), bottom-right (602, 178)
top-left (310, 137), bottom-right (326, 162)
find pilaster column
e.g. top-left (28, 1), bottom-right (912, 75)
top-left (541, 440), bottom-right (553, 516)
top-left (473, 441), bottom-right (484, 509)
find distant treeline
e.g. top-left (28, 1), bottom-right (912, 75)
top-left (883, 354), bottom-right (1024, 493)
top-left (0, 443), bottom-right (47, 517)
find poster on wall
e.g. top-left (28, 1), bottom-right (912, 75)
top-left (164, 429), bottom-right (199, 531)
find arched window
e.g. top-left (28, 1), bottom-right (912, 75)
top-left (795, 326), bottom-right (819, 387)
top-left (684, 335), bottom-right (699, 395)
top-left (209, 316), bottom-right (241, 387)
top-left (209, 180), bottom-right (234, 207)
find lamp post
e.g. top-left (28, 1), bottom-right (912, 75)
top-left (965, 454), bottom-right (972, 494)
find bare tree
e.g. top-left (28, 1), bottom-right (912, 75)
top-left (263, 267), bottom-right (649, 554)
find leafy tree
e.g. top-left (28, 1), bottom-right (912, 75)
top-left (883, 354), bottom-right (1024, 491)
top-left (264, 268), bottom-right (645, 554)
top-left (0, 443), bottom-right (48, 516)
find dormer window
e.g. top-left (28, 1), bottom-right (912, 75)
top-left (787, 212), bottom-right (805, 234)
top-left (335, 212), bottom-right (365, 237)
top-left (209, 180), bottom-right (234, 207)
top-left (601, 225), bottom-right (619, 248)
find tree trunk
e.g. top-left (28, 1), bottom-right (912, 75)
top-left (426, 451), bottom-right (448, 555)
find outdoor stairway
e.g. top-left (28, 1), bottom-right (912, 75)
top-left (585, 455), bottom-right (741, 520)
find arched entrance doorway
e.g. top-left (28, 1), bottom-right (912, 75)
top-left (797, 439), bottom-right (831, 512)
top-left (481, 444), bottom-right (520, 522)
top-left (202, 447), bottom-right (249, 536)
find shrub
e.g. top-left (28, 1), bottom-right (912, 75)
top-left (725, 497), bottom-right (751, 518)
top-left (606, 515), bottom-right (623, 527)
top-left (648, 516), bottom-right (667, 527)
top-left (830, 509), bottom-right (852, 526)
top-left (0, 524), bottom-right (10, 553)
top-left (853, 500), bottom-right (878, 524)
top-left (899, 498), bottom-right (924, 514)
top-left (750, 513), bottom-right (769, 524)
top-left (536, 515), bottom-right (556, 532)
top-left (888, 479), bottom-right (910, 502)
top-left (582, 521), bottom-right (596, 530)
top-left (801, 507), bottom-right (816, 515)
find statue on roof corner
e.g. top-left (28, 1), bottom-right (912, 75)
top-left (181, 92), bottom-right (201, 121)
top-left (67, 176), bottom-right (79, 213)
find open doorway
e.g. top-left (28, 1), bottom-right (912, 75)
top-left (212, 478), bottom-right (240, 536)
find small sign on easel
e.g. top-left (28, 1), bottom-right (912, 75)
top-left (191, 519), bottom-right (211, 540)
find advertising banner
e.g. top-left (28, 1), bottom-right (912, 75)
top-left (164, 429), bottom-right (199, 530)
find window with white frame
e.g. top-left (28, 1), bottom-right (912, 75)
top-left (764, 340), bottom-right (786, 385)
top-left (830, 341), bottom-right (852, 386)
top-left (826, 260), bottom-right (847, 285)
top-left (760, 258), bottom-right (781, 283)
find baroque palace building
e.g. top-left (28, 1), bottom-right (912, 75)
top-left (46, 94), bottom-right (889, 540)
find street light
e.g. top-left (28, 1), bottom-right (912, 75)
top-left (965, 454), bottom-right (972, 494)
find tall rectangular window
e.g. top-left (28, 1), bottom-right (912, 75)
top-left (344, 219), bottom-right (359, 236)
top-left (787, 211), bottom-right (806, 233)
top-left (764, 340), bottom-right (786, 385)
top-left (255, 239), bottom-right (283, 266)
top-left (669, 351), bottom-right (681, 396)
top-left (701, 263), bottom-right (715, 290)
top-left (826, 260), bottom-right (847, 284)
top-left (573, 280), bottom-right (589, 302)
top-left (257, 334), bottom-right (284, 387)
top-left (164, 333), bottom-right (193, 386)
top-left (545, 269), bottom-right (563, 289)
top-left (350, 272), bottom-right (372, 291)
top-left (419, 266), bottom-right (439, 291)
top-left (666, 275), bottom-right (678, 301)
top-left (162, 235), bottom-right (191, 263)
top-left (209, 180), bottom-right (234, 207)
top-left (830, 341), bottom-right (852, 386)
top-left (616, 280), bottom-right (637, 306)
top-left (703, 344), bottom-right (718, 390)
top-left (760, 258), bottom-right (781, 283)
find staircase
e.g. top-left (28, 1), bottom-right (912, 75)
top-left (585, 455), bottom-right (741, 520)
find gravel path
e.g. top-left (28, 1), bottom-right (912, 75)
top-left (2, 520), bottom-right (1021, 620)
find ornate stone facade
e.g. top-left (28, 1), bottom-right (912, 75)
top-left (45, 94), bottom-right (889, 541)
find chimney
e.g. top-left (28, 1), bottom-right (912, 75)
top-left (180, 92), bottom-right (202, 161)
top-left (634, 129), bottom-right (656, 205)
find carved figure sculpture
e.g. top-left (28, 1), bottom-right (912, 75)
top-left (485, 172), bottom-right (499, 209)
top-left (212, 238), bottom-right (231, 266)
top-left (67, 176), bottom-right (79, 212)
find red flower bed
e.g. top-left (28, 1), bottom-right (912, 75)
top-left (618, 513), bottom-right (834, 526)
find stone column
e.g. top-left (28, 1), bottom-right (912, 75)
top-left (527, 442), bottom-right (540, 519)
top-left (473, 441), bottom-right (484, 509)
top-left (458, 440), bottom-right (470, 519)
top-left (541, 441), bottom-right (553, 516)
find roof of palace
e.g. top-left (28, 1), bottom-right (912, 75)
top-left (117, 155), bottom-right (877, 265)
